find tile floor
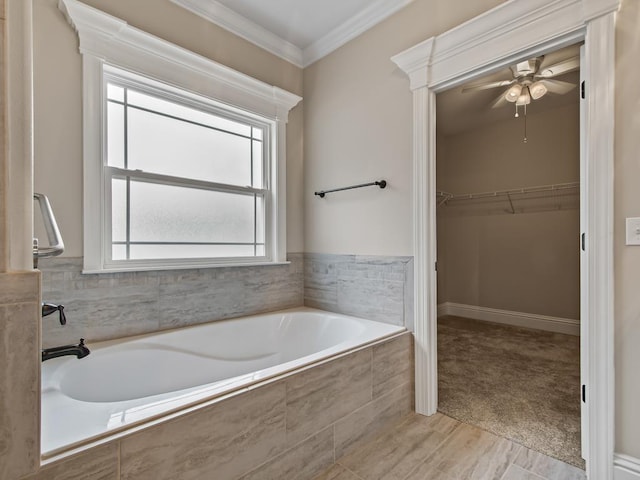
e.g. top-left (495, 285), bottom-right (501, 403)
top-left (312, 413), bottom-right (586, 480)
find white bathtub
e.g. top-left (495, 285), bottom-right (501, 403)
top-left (41, 307), bottom-right (405, 457)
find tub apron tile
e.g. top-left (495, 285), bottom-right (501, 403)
top-left (19, 443), bottom-right (119, 480)
top-left (239, 427), bottom-right (334, 480)
top-left (372, 332), bottom-right (414, 398)
top-left (285, 348), bottom-right (372, 447)
top-left (120, 382), bottom-right (287, 480)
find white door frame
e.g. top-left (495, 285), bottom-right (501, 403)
top-left (391, 0), bottom-right (618, 478)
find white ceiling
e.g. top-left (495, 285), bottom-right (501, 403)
top-left (170, 0), bottom-right (414, 67)
top-left (214, 0), bottom-right (373, 49)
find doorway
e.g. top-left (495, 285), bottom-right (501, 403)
top-left (391, 2), bottom-right (617, 478)
top-left (434, 43), bottom-right (583, 467)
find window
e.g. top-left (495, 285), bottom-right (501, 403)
top-left (104, 68), bottom-right (270, 265)
top-left (60, 0), bottom-right (301, 272)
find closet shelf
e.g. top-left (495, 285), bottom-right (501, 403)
top-left (437, 182), bottom-right (579, 215)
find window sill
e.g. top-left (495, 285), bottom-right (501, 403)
top-left (82, 261), bottom-right (291, 275)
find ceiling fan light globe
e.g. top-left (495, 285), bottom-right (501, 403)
top-left (505, 84), bottom-right (522, 102)
top-left (516, 92), bottom-right (531, 105)
top-left (530, 81), bottom-right (548, 100)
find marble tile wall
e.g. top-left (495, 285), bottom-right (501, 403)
top-left (39, 254), bottom-right (304, 347)
top-left (0, 272), bottom-right (41, 480)
top-left (304, 254), bottom-right (414, 329)
top-left (0, 0), bottom-right (5, 273)
top-left (20, 332), bottom-right (414, 480)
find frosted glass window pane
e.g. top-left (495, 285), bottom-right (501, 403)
top-left (130, 244), bottom-right (254, 260)
top-left (128, 108), bottom-right (251, 186)
top-left (255, 245), bottom-right (265, 256)
top-left (255, 195), bottom-right (265, 243)
top-left (107, 84), bottom-right (124, 102)
top-left (129, 181), bottom-right (255, 244)
top-left (107, 103), bottom-right (125, 168)
top-left (252, 140), bottom-right (263, 188)
top-left (112, 244), bottom-right (127, 260)
top-left (127, 90), bottom-right (251, 137)
top-left (111, 179), bottom-right (127, 242)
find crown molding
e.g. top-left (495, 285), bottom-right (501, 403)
top-left (58, 0), bottom-right (302, 120)
top-left (302, 0), bottom-right (415, 67)
top-left (170, 0), bottom-right (304, 68)
top-left (582, 0), bottom-right (623, 21)
top-left (171, 0), bottom-right (415, 68)
top-left (391, 38), bottom-right (434, 91)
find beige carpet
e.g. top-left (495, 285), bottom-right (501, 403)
top-left (437, 315), bottom-right (584, 469)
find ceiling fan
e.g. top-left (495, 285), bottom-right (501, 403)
top-left (462, 55), bottom-right (580, 109)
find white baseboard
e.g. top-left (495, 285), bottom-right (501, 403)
top-left (437, 302), bottom-right (580, 336)
top-left (615, 454), bottom-right (640, 480)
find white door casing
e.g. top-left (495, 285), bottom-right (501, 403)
top-left (391, 0), bottom-right (618, 478)
top-left (579, 43), bottom-right (588, 460)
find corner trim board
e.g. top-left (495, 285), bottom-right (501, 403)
top-left (437, 302), bottom-right (580, 336)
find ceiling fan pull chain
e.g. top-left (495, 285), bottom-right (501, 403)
top-left (515, 104), bottom-right (519, 118)
top-left (523, 103), bottom-right (528, 143)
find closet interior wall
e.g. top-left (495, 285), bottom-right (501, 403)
top-left (436, 102), bottom-right (580, 322)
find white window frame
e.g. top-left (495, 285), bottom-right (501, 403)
top-left (103, 66), bottom-right (274, 269)
top-left (59, 0), bottom-right (301, 273)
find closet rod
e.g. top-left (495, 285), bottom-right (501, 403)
top-left (438, 181), bottom-right (579, 202)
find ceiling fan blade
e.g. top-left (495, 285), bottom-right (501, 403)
top-left (490, 90), bottom-right (510, 109)
top-left (462, 79), bottom-right (514, 93)
top-left (536, 56), bottom-right (580, 78)
top-left (540, 79), bottom-right (577, 95)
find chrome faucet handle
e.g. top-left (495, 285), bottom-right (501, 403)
top-left (42, 303), bottom-right (66, 325)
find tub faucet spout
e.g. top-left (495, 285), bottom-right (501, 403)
top-left (42, 338), bottom-right (90, 362)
